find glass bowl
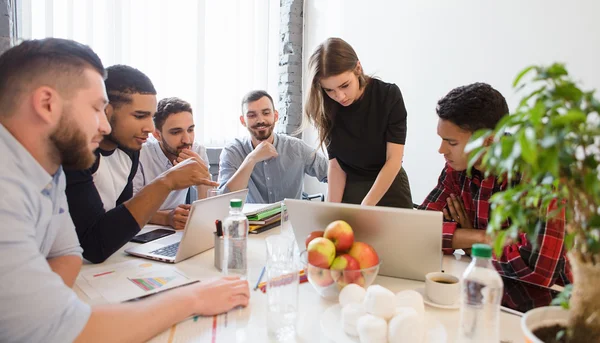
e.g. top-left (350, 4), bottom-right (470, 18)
top-left (300, 251), bottom-right (381, 300)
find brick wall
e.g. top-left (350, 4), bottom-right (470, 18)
top-left (277, 0), bottom-right (303, 136)
top-left (0, 0), bottom-right (12, 55)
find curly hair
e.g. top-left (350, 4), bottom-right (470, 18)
top-left (105, 65), bottom-right (156, 108)
top-left (436, 82), bottom-right (509, 132)
top-left (154, 97), bottom-right (193, 130)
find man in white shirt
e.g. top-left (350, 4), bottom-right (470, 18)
top-left (0, 38), bottom-right (249, 343)
top-left (134, 97), bottom-right (211, 229)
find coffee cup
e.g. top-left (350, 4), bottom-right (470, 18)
top-left (425, 272), bottom-right (460, 305)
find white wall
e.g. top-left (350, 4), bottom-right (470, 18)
top-left (302, 0), bottom-right (600, 203)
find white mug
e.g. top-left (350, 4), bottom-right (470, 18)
top-left (425, 272), bottom-right (460, 305)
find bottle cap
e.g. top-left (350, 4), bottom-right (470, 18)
top-left (230, 199), bottom-right (243, 208)
top-left (471, 243), bottom-right (492, 258)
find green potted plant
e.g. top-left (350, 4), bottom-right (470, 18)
top-left (467, 63), bottom-right (600, 342)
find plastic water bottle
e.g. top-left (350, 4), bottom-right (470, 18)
top-left (457, 244), bottom-right (504, 343)
top-left (222, 199), bottom-right (248, 279)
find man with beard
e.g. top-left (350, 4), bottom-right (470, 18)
top-left (65, 65), bottom-right (218, 263)
top-left (218, 90), bottom-right (328, 203)
top-left (0, 38), bottom-right (249, 343)
top-left (133, 97), bottom-right (211, 230)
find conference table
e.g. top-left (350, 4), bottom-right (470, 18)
top-left (73, 225), bottom-right (523, 342)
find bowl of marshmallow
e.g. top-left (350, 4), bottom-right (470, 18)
top-left (320, 284), bottom-right (446, 343)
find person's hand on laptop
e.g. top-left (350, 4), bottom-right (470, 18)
top-left (168, 204), bottom-right (191, 230)
top-left (188, 276), bottom-right (250, 315)
top-left (165, 157), bottom-right (219, 189)
top-left (248, 141), bottom-right (278, 164)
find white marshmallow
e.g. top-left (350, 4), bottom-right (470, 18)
top-left (395, 290), bottom-right (425, 317)
top-left (388, 307), bottom-right (425, 343)
top-left (356, 314), bottom-right (388, 343)
top-left (341, 303), bottom-right (366, 337)
top-left (363, 285), bottom-right (397, 320)
top-left (339, 284), bottom-right (367, 307)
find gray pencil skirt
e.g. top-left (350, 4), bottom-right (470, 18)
top-left (341, 167), bottom-right (413, 209)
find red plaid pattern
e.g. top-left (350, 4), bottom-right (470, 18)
top-left (419, 164), bottom-right (572, 287)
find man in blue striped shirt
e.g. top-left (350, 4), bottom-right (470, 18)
top-left (218, 90), bottom-right (328, 203)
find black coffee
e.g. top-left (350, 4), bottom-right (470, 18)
top-left (432, 278), bottom-right (457, 284)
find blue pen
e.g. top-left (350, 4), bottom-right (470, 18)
top-left (254, 266), bottom-right (266, 290)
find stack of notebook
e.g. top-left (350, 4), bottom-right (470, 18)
top-left (243, 202), bottom-right (282, 234)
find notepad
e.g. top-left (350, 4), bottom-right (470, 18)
top-left (242, 202), bottom-right (282, 216)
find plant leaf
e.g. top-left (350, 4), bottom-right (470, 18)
top-left (513, 65), bottom-right (535, 87)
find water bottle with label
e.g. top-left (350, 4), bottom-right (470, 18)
top-left (457, 243), bottom-right (504, 343)
top-left (222, 199), bottom-right (248, 279)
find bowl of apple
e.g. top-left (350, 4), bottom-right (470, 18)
top-left (301, 220), bottom-right (381, 300)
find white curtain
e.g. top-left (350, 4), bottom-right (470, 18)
top-left (18, 0), bottom-right (280, 147)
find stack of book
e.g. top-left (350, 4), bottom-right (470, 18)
top-left (243, 202), bottom-right (282, 234)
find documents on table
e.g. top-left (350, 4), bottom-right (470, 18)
top-left (75, 259), bottom-right (196, 303)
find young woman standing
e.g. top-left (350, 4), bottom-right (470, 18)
top-left (305, 37), bottom-right (412, 208)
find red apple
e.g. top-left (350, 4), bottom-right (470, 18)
top-left (307, 237), bottom-right (336, 268)
top-left (307, 265), bottom-right (334, 287)
top-left (330, 254), bottom-right (363, 287)
top-left (305, 230), bottom-right (325, 248)
top-left (336, 272), bottom-right (366, 289)
top-left (348, 242), bottom-right (379, 269)
top-left (330, 254), bottom-right (360, 271)
top-left (323, 220), bottom-right (354, 252)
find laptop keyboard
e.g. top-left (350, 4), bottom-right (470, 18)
top-left (150, 242), bottom-right (180, 257)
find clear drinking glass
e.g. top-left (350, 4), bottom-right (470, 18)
top-left (280, 202), bottom-right (293, 237)
top-left (265, 235), bottom-right (298, 341)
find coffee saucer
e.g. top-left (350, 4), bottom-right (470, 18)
top-left (414, 287), bottom-right (460, 310)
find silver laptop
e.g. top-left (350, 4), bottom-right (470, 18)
top-left (285, 199), bottom-right (443, 281)
top-left (125, 189), bottom-right (249, 263)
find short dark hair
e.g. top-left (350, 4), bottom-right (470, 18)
top-left (154, 97), bottom-right (193, 130)
top-left (436, 82), bottom-right (509, 132)
top-left (0, 38), bottom-right (105, 116)
top-left (241, 90), bottom-right (275, 114)
top-left (105, 65), bottom-right (156, 108)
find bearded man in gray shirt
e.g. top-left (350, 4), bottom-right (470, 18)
top-left (218, 90), bottom-right (328, 203)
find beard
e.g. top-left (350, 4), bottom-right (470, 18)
top-left (249, 123), bottom-right (274, 141)
top-left (50, 108), bottom-right (97, 170)
top-left (161, 139), bottom-right (192, 157)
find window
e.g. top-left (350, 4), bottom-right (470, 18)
top-left (17, 0), bottom-right (280, 147)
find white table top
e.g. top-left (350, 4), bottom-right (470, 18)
top-left (74, 225), bottom-right (523, 342)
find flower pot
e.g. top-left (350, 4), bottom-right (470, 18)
top-left (521, 306), bottom-right (569, 343)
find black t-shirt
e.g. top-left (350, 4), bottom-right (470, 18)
top-left (64, 147), bottom-right (140, 263)
top-left (327, 78), bottom-right (407, 181)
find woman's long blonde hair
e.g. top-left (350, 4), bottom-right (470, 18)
top-left (304, 37), bottom-right (369, 150)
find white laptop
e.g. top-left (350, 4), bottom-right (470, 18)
top-left (285, 199), bottom-right (443, 281)
top-left (125, 189), bottom-right (249, 263)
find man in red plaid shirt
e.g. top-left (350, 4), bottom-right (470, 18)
top-left (419, 83), bottom-right (572, 287)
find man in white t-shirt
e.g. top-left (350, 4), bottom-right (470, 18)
top-left (64, 65), bottom-right (219, 263)
top-left (0, 38), bottom-right (248, 343)
top-left (134, 97), bottom-right (211, 229)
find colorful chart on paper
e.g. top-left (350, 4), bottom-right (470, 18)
top-left (129, 276), bottom-right (177, 291)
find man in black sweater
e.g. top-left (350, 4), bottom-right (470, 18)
top-left (65, 65), bottom-right (218, 263)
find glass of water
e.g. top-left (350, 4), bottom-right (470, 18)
top-left (265, 235), bottom-right (298, 341)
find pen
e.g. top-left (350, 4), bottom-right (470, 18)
top-left (215, 219), bottom-right (223, 237)
top-left (254, 266), bottom-right (266, 291)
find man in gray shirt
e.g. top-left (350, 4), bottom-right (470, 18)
top-left (0, 38), bottom-right (248, 343)
top-left (134, 97), bottom-right (211, 229)
top-left (219, 90), bottom-right (328, 203)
